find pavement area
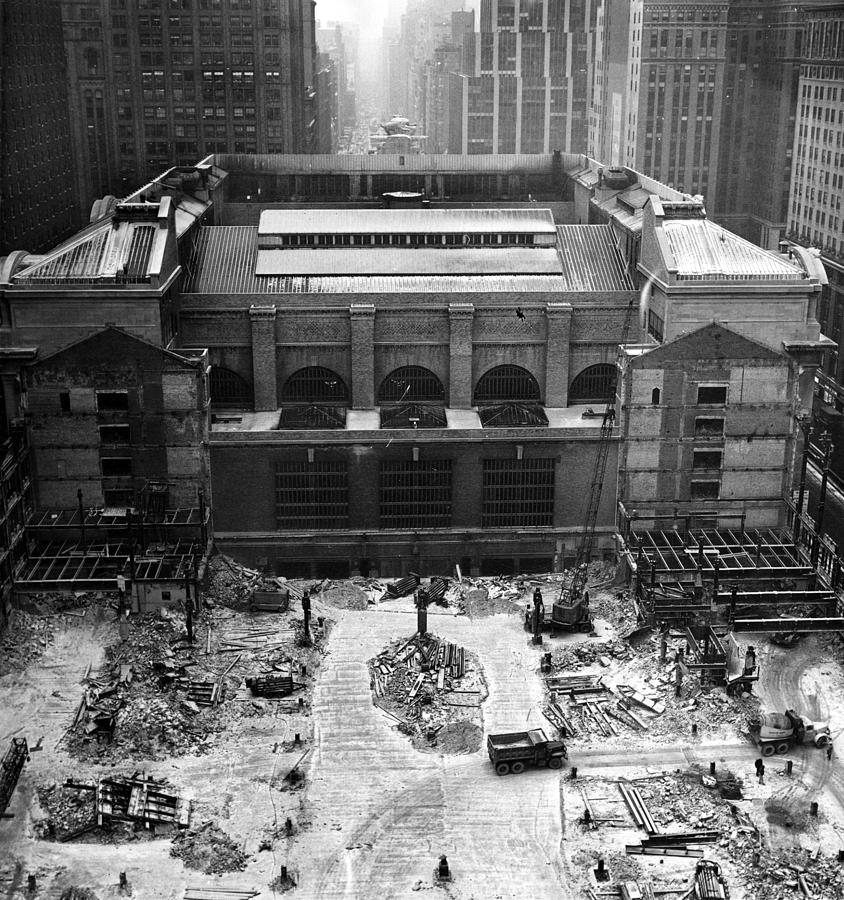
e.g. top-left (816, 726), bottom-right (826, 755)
top-left (3, 582), bottom-right (844, 900)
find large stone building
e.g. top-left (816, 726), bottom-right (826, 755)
top-left (0, 153), bottom-right (832, 581)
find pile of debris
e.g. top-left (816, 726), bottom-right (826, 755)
top-left (368, 632), bottom-right (486, 751)
top-left (204, 556), bottom-right (291, 611)
top-left (0, 609), bottom-right (54, 675)
top-left (171, 821), bottom-right (248, 874)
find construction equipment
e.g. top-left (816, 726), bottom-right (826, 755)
top-left (750, 709), bottom-right (831, 757)
top-left (524, 587), bottom-right (592, 634)
top-left (487, 727), bottom-right (567, 775)
top-left (553, 296), bottom-right (636, 629)
top-left (692, 859), bottom-right (729, 899)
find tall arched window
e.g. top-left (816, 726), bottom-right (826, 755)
top-left (473, 365), bottom-right (541, 404)
top-left (281, 367), bottom-right (349, 404)
top-left (210, 366), bottom-right (252, 407)
top-left (568, 364), bottom-right (616, 405)
top-left (378, 366), bottom-right (444, 403)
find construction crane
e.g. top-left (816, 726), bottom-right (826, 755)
top-left (551, 293), bottom-right (638, 629)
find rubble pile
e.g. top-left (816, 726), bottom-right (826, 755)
top-left (0, 609), bottom-right (54, 675)
top-left (34, 783), bottom-right (98, 842)
top-left (170, 821), bottom-right (248, 874)
top-left (203, 556), bottom-right (289, 610)
top-left (368, 633), bottom-right (486, 752)
top-left (59, 889), bottom-right (100, 900)
top-left (730, 844), bottom-right (843, 899)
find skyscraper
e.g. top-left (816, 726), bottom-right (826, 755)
top-left (0, 0), bottom-right (78, 254)
top-left (450, 0), bottom-right (598, 155)
top-left (59, 0), bottom-right (318, 212)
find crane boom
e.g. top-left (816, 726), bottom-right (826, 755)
top-left (558, 296), bottom-right (636, 606)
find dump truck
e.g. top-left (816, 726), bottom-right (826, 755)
top-left (751, 709), bottom-right (831, 757)
top-left (487, 727), bottom-right (567, 775)
top-left (693, 860), bottom-right (729, 900)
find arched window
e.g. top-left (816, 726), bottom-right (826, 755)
top-left (210, 366), bottom-right (252, 407)
top-left (652, 387), bottom-right (661, 405)
top-left (378, 366), bottom-right (444, 404)
top-left (473, 365), bottom-right (541, 404)
top-left (568, 364), bottom-right (616, 405)
top-left (282, 367), bottom-right (349, 404)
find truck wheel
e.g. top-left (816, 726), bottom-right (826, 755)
top-left (547, 757), bottom-right (563, 769)
top-left (776, 742), bottom-right (790, 755)
top-left (761, 744), bottom-right (776, 757)
top-left (510, 762), bottom-right (525, 774)
top-left (816, 735), bottom-right (830, 748)
top-left (495, 763), bottom-right (511, 776)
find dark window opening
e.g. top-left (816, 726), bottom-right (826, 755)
top-left (693, 450), bottom-right (723, 469)
top-left (99, 425), bottom-right (131, 444)
top-left (690, 480), bottom-right (720, 500)
top-left (210, 366), bottom-right (252, 407)
top-left (647, 309), bottom-right (664, 342)
top-left (102, 457), bottom-right (133, 476)
top-left (378, 366), bottom-right (445, 404)
top-left (275, 461), bottom-right (348, 530)
top-left (482, 458), bottom-right (555, 527)
top-left (59, 392), bottom-right (71, 413)
top-left (96, 391), bottom-right (129, 412)
top-left (651, 388), bottom-right (661, 405)
top-left (104, 489), bottom-right (134, 508)
top-left (474, 365), bottom-right (541, 404)
top-left (568, 364), bottom-right (616, 405)
top-left (380, 460), bottom-right (452, 529)
top-left (697, 385), bottom-right (728, 404)
top-left (480, 557), bottom-right (515, 576)
top-left (694, 417), bottom-right (724, 438)
top-left (282, 367), bottom-right (349, 404)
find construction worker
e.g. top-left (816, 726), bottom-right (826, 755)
top-left (827, 742), bottom-right (834, 761)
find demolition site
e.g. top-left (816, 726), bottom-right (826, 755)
top-left (2, 153), bottom-right (844, 897)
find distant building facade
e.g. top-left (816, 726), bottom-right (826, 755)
top-left (451, 0), bottom-right (598, 154)
top-left (0, 0), bottom-right (79, 254)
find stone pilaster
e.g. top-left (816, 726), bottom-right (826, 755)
top-left (249, 305), bottom-right (277, 411)
top-left (448, 303), bottom-right (474, 408)
top-left (545, 302), bottom-right (573, 407)
top-left (350, 303), bottom-right (376, 408)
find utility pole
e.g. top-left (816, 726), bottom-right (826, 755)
top-left (183, 561), bottom-right (193, 644)
top-left (811, 431), bottom-right (834, 570)
top-left (795, 416), bottom-right (813, 543)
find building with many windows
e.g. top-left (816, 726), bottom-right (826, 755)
top-left (449, 0), bottom-right (598, 155)
top-left (0, 153), bottom-right (833, 579)
top-left (0, 0), bottom-right (78, 254)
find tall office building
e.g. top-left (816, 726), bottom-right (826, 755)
top-left (590, 0), bottom-right (729, 205)
top-left (788, 3), bottom-right (844, 386)
top-left (450, 0), bottom-right (599, 155)
top-left (59, 0), bottom-right (318, 212)
top-left (0, 0), bottom-right (78, 254)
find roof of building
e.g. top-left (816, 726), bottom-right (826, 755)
top-left (255, 247), bottom-right (563, 276)
top-left (631, 322), bottom-right (785, 368)
top-left (661, 219), bottom-right (805, 281)
top-left (556, 225), bottom-right (634, 291)
top-left (257, 207), bottom-right (557, 236)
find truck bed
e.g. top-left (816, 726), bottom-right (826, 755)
top-left (487, 729), bottom-right (547, 757)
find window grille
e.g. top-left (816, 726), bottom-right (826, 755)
top-left (380, 404), bottom-right (447, 429)
top-left (282, 367), bottom-right (349, 404)
top-left (380, 460), bottom-right (452, 529)
top-left (648, 309), bottom-right (664, 342)
top-left (473, 365), bottom-right (541, 403)
top-left (482, 459), bottom-right (555, 527)
top-left (277, 406), bottom-right (346, 430)
top-left (692, 450), bottom-right (722, 469)
top-left (275, 461), bottom-right (348, 530)
top-left (479, 403), bottom-right (548, 428)
top-left (210, 366), bottom-right (252, 407)
top-left (568, 364), bottom-right (616, 404)
top-left (378, 367), bottom-right (445, 403)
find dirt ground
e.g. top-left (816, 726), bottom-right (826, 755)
top-left (3, 564), bottom-right (844, 899)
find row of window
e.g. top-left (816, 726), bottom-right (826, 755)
top-left (211, 364), bottom-right (618, 410)
top-left (262, 233), bottom-right (541, 248)
top-left (274, 459), bottom-right (556, 530)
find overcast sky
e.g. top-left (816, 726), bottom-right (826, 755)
top-left (315, 0), bottom-right (395, 30)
